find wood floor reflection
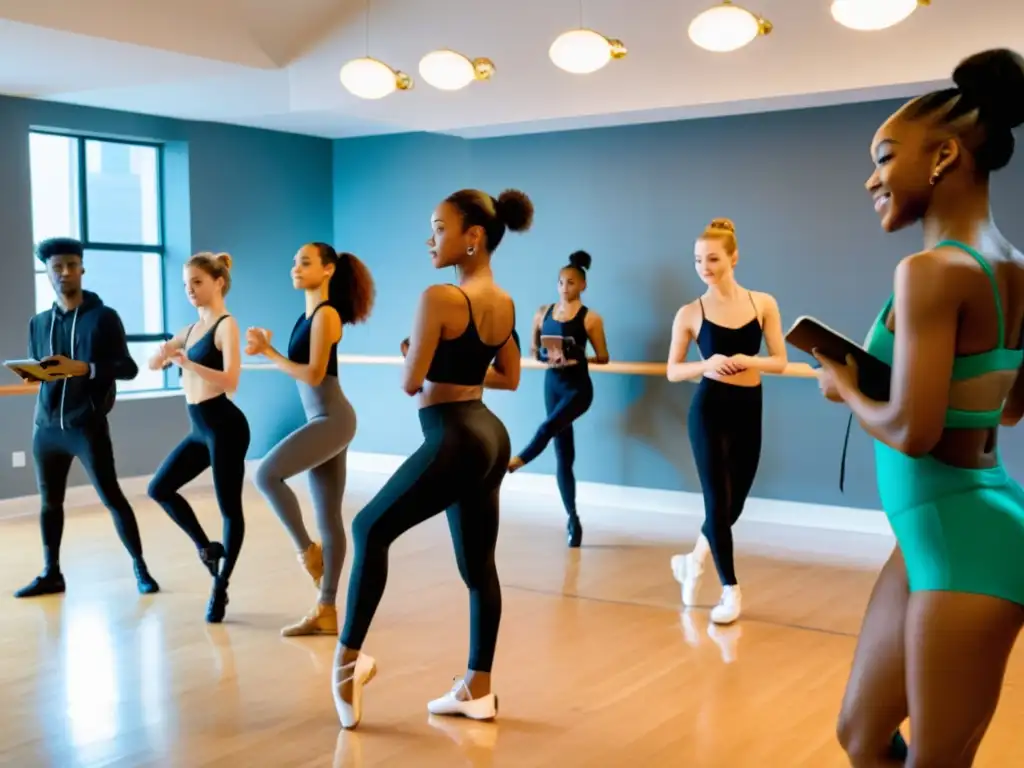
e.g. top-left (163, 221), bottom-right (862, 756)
top-left (1, 475), bottom-right (1022, 767)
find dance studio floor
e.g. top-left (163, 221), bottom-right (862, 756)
top-left (1, 470), bottom-right (1023, 767)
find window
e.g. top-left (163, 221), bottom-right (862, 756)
top-left (29, 131), bottom-right (171, 393)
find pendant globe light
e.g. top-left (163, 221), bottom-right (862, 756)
top-left (339, 0), bottom-right (411, 99)
top-left (831, 0), bottom-right (930, 32)
top-left (688, 1), bottom-right (773, 53)
top-left (418, 49), bottom-right (496, 91)
top-left (549, 1), bottom-right (627, 75)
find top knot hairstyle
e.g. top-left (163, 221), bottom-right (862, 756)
top-left (563, 250), bottom-right (592, 279)
top-left (906, 48), bottom-right (1024, 173)
top-left (699, 217), bottom-right (738, 254)
top-left (187, 251), bottom-right (234, 295)
top-left (307, 242), bottom-right (376, 325)
top-left (445, 188), bottom-right (534, 253)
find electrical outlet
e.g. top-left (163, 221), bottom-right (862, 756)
top-left (12, 451), bottom-right (26, 468)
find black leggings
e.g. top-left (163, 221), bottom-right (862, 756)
top-left (687, 378), bottom-right (762, 586)
top-left (33, 419), bottom-right (144, 570)
top-left (516, 371), bottom-right (593, 517)
top-left (147, 394), bottom-right (250, 582)
top-left (340, 400), bottom-right (510, 673)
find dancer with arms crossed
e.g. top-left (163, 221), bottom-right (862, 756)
top-left (248, 243), bottom-right (375, 636)
top-left (332, 188), bottom-right (532, 729)
top-left (815, 50), bottom-right (1024, 765)
top-left (147, 252), bottom-right (249, 623)
top-left (508, 250), bottom-right (608, 547)
top-left (666, 219), bottom-right (786, 625)
top-left (15, 237), bottom-right (159, 597)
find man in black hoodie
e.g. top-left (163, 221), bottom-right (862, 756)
top-left (14, 237), bottom-right (160, 598)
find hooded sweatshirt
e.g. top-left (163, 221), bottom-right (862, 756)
top-left (27, 290), bottom-right (139, 430)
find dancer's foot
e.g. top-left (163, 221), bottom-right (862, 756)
top-left (299, 542), bottom-right (324, 588)
top-left (427, 676), bottom-right (498, 721)
top-left (333, 647), bottom-right (377, 729)
top-left (670, 551), bottom-right (704, 606)
top-left (507, 456), bottom-right (524, 473)
top-left (710, 584), bottom-right (742, 625)
top-left (567, 514), bottom-right (583, 548)
top-left (14, 570), bottom-right (65, 598)
top-left (206, 577), bottom-right (229, 623)
top-left (134, 559), bottom-right (160, 594)
top-left (199, 542), bottom-right (225, 578)
top-left (281, 602), bottom-right (338, 637)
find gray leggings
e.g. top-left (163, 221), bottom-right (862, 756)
top-left (254, 376), bottom-right (356, 604)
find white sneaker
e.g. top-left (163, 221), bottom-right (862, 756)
top-left (427, 676), bottom-right (498, 721)
top-left (710, 585), bottom-right (741, 625)
top-left (670, 552), bottom-right (704, 606)
top-left (332, 649), bottom-right (377, 729)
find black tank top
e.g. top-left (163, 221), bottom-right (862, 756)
top-left (185, 315), bottom-right (230, 369)
top-left (288, 303), bottom-right (338, 377)
top-left (540, 304), bottom-right (590, 375)
top-left (695, 293), bottom-right (763, 358)
top-left (425, 286), bottom-right (515, 386)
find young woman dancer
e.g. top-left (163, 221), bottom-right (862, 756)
top-left (147, 252), bottom-right (250, 623)
top-left (248, 243), bottom-right (375, 637)
top-left (508, 250), bottom-right (608, 547)
top-left (332, 188), bottom-right (532, 730)
top-left (665, 218), bottom-right (786, 625)
top-left (815, 49), bottom-right (1024, 765)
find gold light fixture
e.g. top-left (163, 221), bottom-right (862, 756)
top-left (418, 50), bottom-right (495, 91)
top-left (549, 1), bottom-right (626, 75)
top-left (688, 1), bottom-right (772, 53)
top-left (831, 0), bottom-right (930, 31)
top-left (339, 0), bottom-right (411, 100)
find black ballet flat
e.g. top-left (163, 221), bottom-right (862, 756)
top-left (206, 577), bottom-right (229, 624)
top-left (199, 542), bottom-right (225, 578)
top-left (567, 515), bottom-right (583, 548)
top-left (134, 560), bottom-right (160, 594)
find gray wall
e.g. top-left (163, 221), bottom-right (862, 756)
top-left (0, 95), bottom-right (332, 500)
top-left (332, 99), bottom-right (1024, 511)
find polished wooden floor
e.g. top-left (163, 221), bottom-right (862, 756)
top-left (2, 474), bottom-right (1023, 767)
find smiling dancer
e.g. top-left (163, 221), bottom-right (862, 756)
top-left (508, 250), bottom-right (608, 547)
top-left (332, 188), bottom-right (531, 730)
top-left (248, 243), bottom-right (375, 637)
top-left (147, 252), bottom-right (249, 623)
top-left (814, 49), bottom-right (1024, 765)
top-left (666, 218), bottom-right (786, 625)
top-left (14, 237), bottom-right (159, 598)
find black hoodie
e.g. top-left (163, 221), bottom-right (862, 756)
top-left (27, 290), bottom-right (139, 430)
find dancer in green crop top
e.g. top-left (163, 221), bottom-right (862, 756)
top-left (814, 49), bottom-right (1024, 766)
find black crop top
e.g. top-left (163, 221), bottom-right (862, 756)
top-left (185, 315), bottom-right (230, 370)
top-left (695, 293), bottom-right (763, 359)
top-left (424, 287), bottom-right (516, 386)
top-left (287, 303), bottom-right (338, 378)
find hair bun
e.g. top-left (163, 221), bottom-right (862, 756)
top-left (216, 252), bottom-right (233, 270)
top-left (495, 189), bottom-right (534, 233)
top-left (953, 48), bottom-right (1024, 130)
top-left (568, 250), bottom-right (592, 272)
top-left (708, 217), bottom-right (735, 233)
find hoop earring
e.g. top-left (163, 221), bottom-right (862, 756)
top-left (467, 245), bottom-right (476, 256)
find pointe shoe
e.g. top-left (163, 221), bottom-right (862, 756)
top-left (670, 552), bottom-right (704, 607)
top-left (710, 585), bottom-right (741, 625)
top-left (299, 542), bottom-right (324, 588)
top-left (427, 676), bottom-right (498, 721)
top-left (281, 603), bottom-right (338, 637)
top-left (333, 650), bottom-right (377, 729)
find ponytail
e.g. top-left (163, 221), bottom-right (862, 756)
top-left (309, 242), bottom-right (375, 325)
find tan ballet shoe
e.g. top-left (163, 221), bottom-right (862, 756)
top-left (281, 602), bottom-right (338, 637)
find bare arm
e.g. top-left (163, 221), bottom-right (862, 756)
top-left (402, 286), bottom-right (446, 396)
top-left (148, 326), bottom-right (188, 371)
top-left (485, 328), bottom-right (522, 390)
top-left (666, 306), bottom-right (710, 382)
top-left (178, 317), bottom-right (243, 393)
top-left (733, 294), bottom-right (788, 373)
top-left (530, 304), bottom-right (548, 360)
top-left (1001, 324), bottom-right (1024, 425)
top-left (261, 308), bottom-right (341, 387)
top-left (584, 310), bottom-right (610, 365)
top-left (831, 253), bottom-right (955, 457)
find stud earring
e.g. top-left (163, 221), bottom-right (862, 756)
top-left (930, 169), bottom-right (942, 186)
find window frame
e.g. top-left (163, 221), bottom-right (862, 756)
top-left (29, 129), bottom-right (175, 393)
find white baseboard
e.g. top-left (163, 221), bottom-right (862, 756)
top-left (0, 451), bottom-right (892, 538)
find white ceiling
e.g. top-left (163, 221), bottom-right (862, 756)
top-left (0, 0), bottom-right (1021, 140)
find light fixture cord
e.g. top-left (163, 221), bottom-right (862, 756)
top-left (364, 0), bottom-right (371, 56)
top-left (578, 0), bottom-right (584, 28)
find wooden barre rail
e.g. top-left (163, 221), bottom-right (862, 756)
top-left (0, 357), bottom-right (817, 396)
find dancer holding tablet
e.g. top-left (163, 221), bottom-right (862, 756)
top-left (666, 218), bottom-right (786, 625)
top-left (14, 237), bottom-right (159, 599)
top-left (815, 49), bottom-right (1024, 765)
top-left (248, 243), bottom-right (375, 637)
top-left (332, 188), bottom-right (531, 730)
top-left (147, 252), bottom-right (249, 623)
top-left (508, 250), bottom-right (609, 547)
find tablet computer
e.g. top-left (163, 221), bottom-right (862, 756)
top-left (785, 316), bottom-right (891, 401)
top-left (540, 335), bottom-right (578, 367)
top-left (4, 358), bottom-right (73, 382)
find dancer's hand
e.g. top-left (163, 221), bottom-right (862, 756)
top-left (246, 327), bottom-right (271, 356)
top-left (400, 337), bottom-right (410, 357)
top-left (705, 354), bottom-right (746, 376)
top-left (167, 348), bottom-right (192, 370)
top-left (813, 350), bottom-right (857, 401)
top-left (40, 355), bottom-right (88, 377)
